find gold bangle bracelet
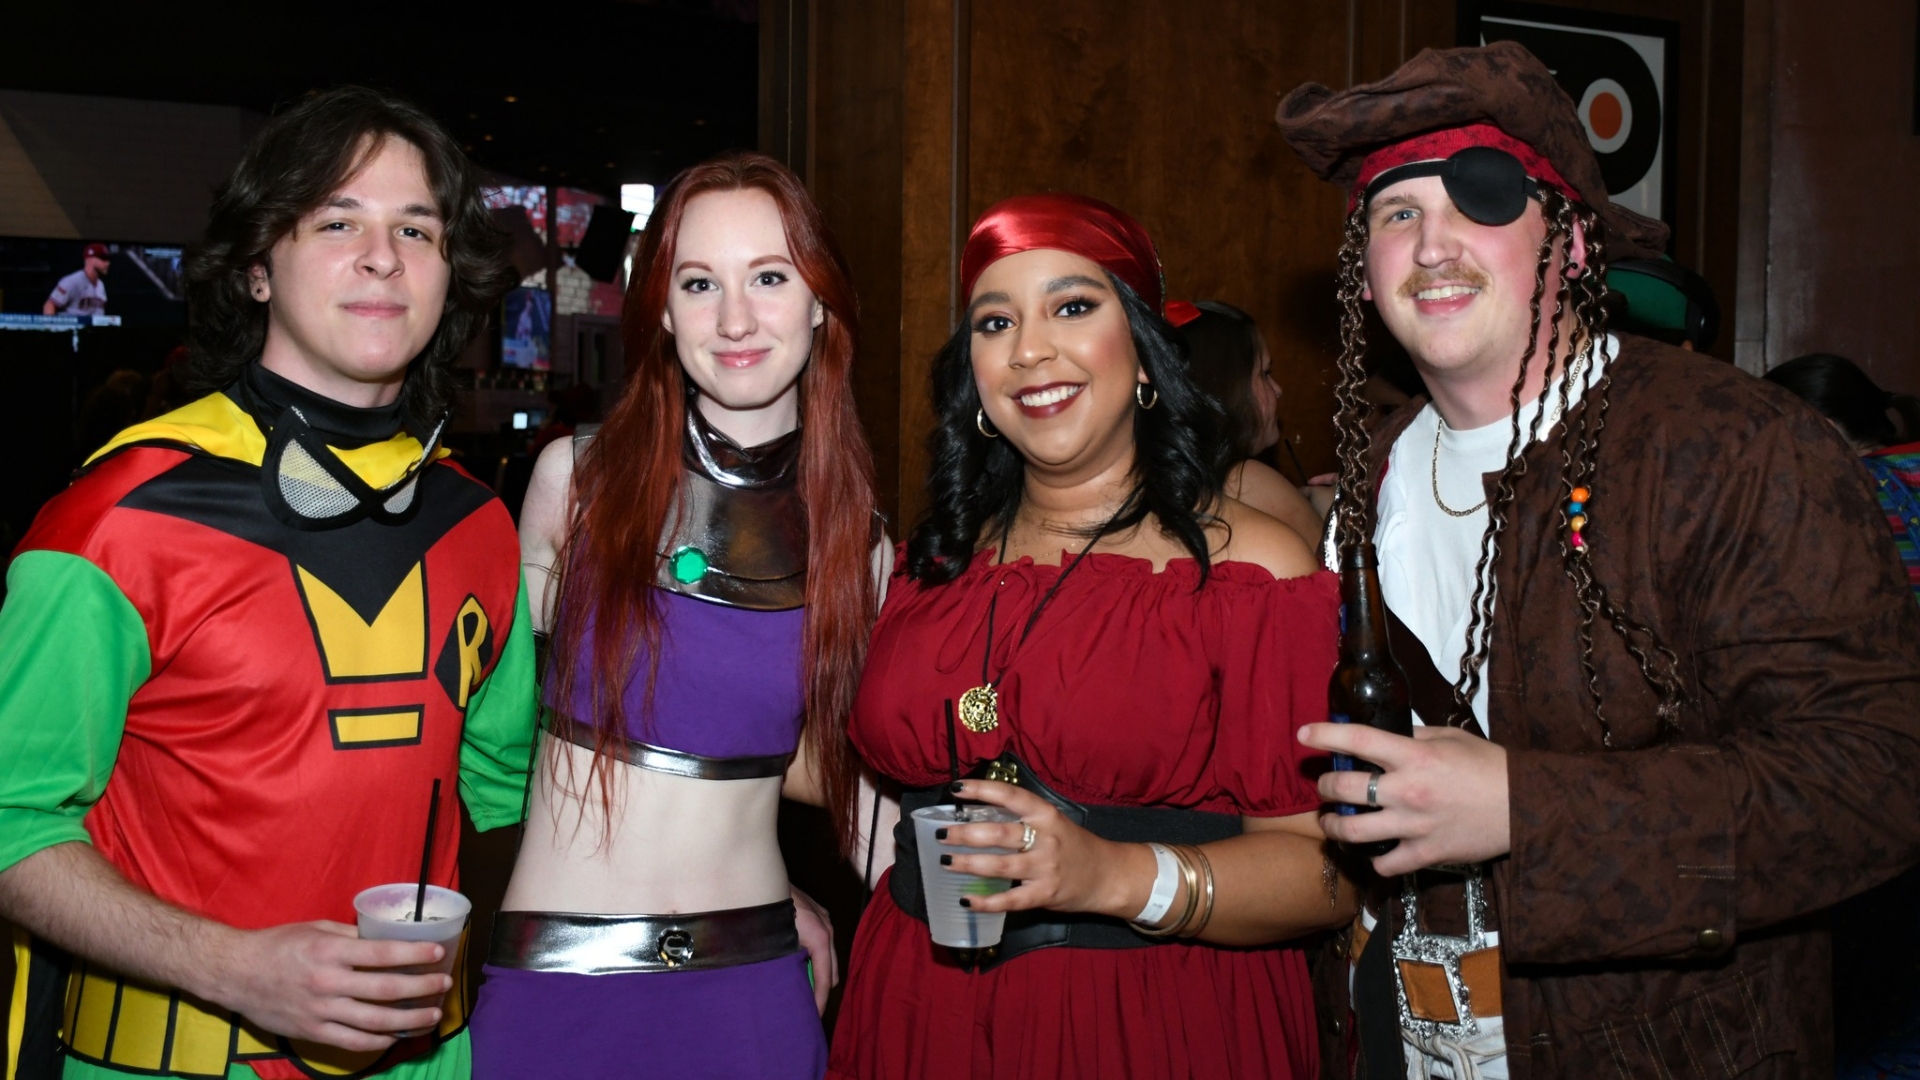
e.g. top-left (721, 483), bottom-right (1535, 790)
top-left (1131, 844), bottom-right (1199, 937)
top-left (1177, 844), bottom-right (1217, 939)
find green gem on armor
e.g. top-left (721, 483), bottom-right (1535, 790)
top-left (669, 546), bottom-right (710, 584)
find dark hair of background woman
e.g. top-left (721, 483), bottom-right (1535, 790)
top-left (1764, 353), bottom-right (1920, 452)
top-left (907, 273), bottom-right (1227, 586)
top-left (1179, 300), bottom-right (1266, 463)
top-left (182, 85), bottom-right (515, 436)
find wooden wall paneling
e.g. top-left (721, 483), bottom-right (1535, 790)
top-left (1733, 0), bottom-right (1772, 374)
top-left (759, 0), bottom-right (812, 178)
top-left (1760, 0), bottom-right (1920, 393)
top-left (809, 0), bottom-right (908, 526)
top-left (1350, 0), bottom-right (1456, 85)
top-left (892, 0), bottom-right (968, 531)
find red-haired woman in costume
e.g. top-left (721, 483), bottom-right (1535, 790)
top-left (468, 152), bottom-right (886, 1080)
top-left (828, 194), bottom-right (1355, 1080)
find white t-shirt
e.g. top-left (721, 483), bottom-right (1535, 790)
top-left (1373, 335), bottom-right (1613, 736)
top-left (47, 270), bottom-right (107, 316)
top-left (1363, 335), bottom-right (1613, 1080)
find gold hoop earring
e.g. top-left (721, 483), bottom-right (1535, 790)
top-left (1136, 384), bottom-right (1159, 410)
top-left (976, 408), bottom-right (999, 438)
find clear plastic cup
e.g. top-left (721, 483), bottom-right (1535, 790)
top-left (352, 883), bottom-right (470, 1024)
top-left (912, 804), bottom-right (1020, 949)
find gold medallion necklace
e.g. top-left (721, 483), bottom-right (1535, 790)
top-left (957, 508), bottom-right (1116, 733)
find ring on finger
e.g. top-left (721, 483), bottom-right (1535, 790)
top-left (1366, 773), bottom-right (1381, 808)
top-left (1018, 822), bottom-right (1037, 853)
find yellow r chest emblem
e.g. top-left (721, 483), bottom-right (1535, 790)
top-left (434, 594), bottom-right (495, 712)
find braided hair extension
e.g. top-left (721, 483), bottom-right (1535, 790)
top-left (1331, 202), bottom-right (1376, 553)
top-left (1552, 208), bottom-right (1688, 741)
top-left (1445, 189), bottom-right (1574, 724)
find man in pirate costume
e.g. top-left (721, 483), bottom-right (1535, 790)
top-left (0, 87), bottom-right (531, 1080)
top-left (1279, 43), bottom-right (1920, 1079)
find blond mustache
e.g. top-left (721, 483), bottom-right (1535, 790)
top-left (1399, 268), bottom-right (1491, 300)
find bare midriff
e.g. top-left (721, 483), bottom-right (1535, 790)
top-left (500, 738), bottom-right (790, 915)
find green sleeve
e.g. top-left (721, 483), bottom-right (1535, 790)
top-left (457, 573), bottom-right (538, 832)
top-left (0, 551), bottom-right (150, 874)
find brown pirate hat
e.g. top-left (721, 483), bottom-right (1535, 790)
top-left (1275, 40), bottom-right (1669, 260)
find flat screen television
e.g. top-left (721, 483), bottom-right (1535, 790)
top-left (0, 238), bottom-right (187, 331)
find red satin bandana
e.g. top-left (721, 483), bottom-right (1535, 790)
top-left (960, 192), bottom-right (1166, 314)
top-left (1350, 123), bottom-right (1575, 210)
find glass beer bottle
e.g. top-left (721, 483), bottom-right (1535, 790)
top-left (1328, 539), bottom-right (1413, 857)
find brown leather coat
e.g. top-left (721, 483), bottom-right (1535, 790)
top-left (1315, 335), bottom-right (1920, 1078)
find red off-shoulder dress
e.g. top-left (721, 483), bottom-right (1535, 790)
top-left (828, 549), bottom-right (1340, 1080)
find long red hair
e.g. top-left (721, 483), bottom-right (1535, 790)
top-left (549, 152), bottom-right (877, 849)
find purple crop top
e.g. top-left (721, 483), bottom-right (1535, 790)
top-left (549, 589), bottom-right (806, 762)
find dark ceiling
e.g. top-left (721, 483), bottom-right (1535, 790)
top-left (0, 0), bottom-right (760, 199)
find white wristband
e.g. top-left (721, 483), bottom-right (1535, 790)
top-left (1134, 842), bottom-right (1181, 925)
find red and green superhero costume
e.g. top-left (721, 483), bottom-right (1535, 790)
top-left (0, 386), bottom-right (536, 1080)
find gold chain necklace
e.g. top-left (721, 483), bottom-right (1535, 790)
top-left (1429, 418), bottom-right (1488, 518)
top-left (1428, 349), bottom-right (1592, 519)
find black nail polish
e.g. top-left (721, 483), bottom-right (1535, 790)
top-left (949, 781), bottom-right (965, 794)
top-left (934, 828), bottom-right (948, 841)
top-left (939, 854), bottom-right (953, 866)
top-left (959, 898), bottom-right (972, 908)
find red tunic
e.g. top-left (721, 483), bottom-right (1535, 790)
top-left (830, 549), bottom-right (1340, 1080)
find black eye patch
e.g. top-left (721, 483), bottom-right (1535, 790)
top-left (1364, 146), bottom-right (1541, 226)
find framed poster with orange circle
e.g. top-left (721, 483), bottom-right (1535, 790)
top-left (1459, 2), bottom-right (1680, 246)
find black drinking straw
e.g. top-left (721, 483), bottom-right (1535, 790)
top-left (413, 779), bottom-right (442, 922)
top-left (944, 700), bottom-right (961, 786)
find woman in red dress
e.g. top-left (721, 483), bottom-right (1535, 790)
top-left (828, 194), bottom-right (1355, 1080)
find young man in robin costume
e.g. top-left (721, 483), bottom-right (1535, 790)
top-left (0, 86), bottom-right (531, 1080)
top-left (1278, 42), bottom-right (1920, 1079)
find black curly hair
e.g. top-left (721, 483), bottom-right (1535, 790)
top-left (182, 85), bottom-right (514, 436)
top-left (906, 272), bottom-right (1228, 586)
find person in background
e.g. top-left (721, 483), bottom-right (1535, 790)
top-left (74, 370), bottom-right (149, 462)
top-left (1764, 353), bottom-right (1920, 601)
top-left (1604, 255), bottom-right (1720, 353)
top-left (42, 244), bottom-right (110, 317)
top-left (137, 345), bottom-right (199, 421)
top-left (471, 152), bottom-right (888, 1080)
top-left (828, 193), bottom-right (1351, 1080)
top-left (1176, 299), bottom-right (1326, 543)
top-left (0, 86), bottom-right (529, 1080)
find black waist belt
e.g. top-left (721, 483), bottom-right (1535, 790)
top-left (488, 900), bottom-right (799, 974)
top-left (890, 751), bottom-right (1242, 973)
top-left (546, 715), bottom-right (792, 780)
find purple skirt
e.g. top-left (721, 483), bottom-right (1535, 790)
top-left (470, 953), bottom-right (825, 1079)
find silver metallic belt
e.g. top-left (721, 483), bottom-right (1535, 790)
top-left (546, 715), bottom-right (793, 780)
top-left (488, 900), bottom-right (800, 974)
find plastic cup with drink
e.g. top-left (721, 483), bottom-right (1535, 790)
top-left (352, 883), bottom-right (470, 1033)
top-left (912, 804), bottom-right (1021, 949)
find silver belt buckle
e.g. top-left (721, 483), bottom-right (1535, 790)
top-left (1392, 862), bottom-right (1493, 1040)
